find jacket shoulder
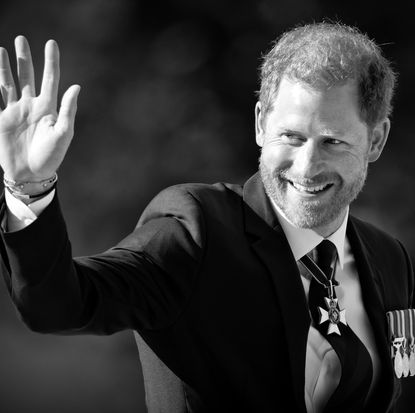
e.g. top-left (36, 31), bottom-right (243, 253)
top-left (136, 181), bottom-right (243, 245)
top-left (350, 216), bottom-right (408, 258)
top-left (139, 182), bottom-right (243, 220)
top-left (350, 215), bottom-right (414, 307)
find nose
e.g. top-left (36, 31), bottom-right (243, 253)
top-left (291, 141), bottom-right (325, 179)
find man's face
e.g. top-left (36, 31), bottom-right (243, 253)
top-left (256, 77), bottom-right (389, 236)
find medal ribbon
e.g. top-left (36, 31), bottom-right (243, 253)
top-left (386, 309), bottom-right (415, 378)
top-left (300, 253), bottom-right (339, 290)
top-left (400, 310), bottom-right (410, 377)
top-left (408, 310), bottom-right (415, 376)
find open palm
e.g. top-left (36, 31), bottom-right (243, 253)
top-left (0, 36), bottom-right (80, 182)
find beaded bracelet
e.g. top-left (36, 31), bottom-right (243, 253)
top-left (5, 181), bottom-right (57, 201)
top-left (3, 173), bottom-right (58, 199)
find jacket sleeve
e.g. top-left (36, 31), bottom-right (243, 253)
top-left (0, 186), bottom-right (205, 335)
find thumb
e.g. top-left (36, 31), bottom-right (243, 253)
top-left (55, 84), bottom-right (81, 136)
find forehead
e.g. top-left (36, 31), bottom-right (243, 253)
top-left (265, 76), bottom-right (364, 131)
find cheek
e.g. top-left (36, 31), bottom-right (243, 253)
top-left (261, 145), bottom-right (293, 171)
top-left (336, 151), bottom-right (368, 177)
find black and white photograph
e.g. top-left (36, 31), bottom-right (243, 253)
top-left (0, 1), bottom-right (414, 412)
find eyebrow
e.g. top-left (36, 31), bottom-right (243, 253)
top-left (278, 127), bottom-right (344, 137)
top-left (319, 128), bottom-right (343, 136)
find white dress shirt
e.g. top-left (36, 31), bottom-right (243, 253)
top-left (272, 201), bottom-right (380, 413)
top-left (4, 189), bottom-right (380, 412)
top-left (4, 188), bottom-right (56, 231)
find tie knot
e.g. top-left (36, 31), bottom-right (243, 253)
top-left (316, 240), bottom-right (337, 277)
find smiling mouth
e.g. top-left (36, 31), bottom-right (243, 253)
top-left (288, 180), bottom-right (333, 194)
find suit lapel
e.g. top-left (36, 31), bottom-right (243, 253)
top-left (242, 174), bottom-right (309, 413)
top-left (347, 218), bottom-right (395, 410)
top-left (241, 174), bottom-right (397, 411)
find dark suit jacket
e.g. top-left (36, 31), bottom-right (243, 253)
top-left (0, 173), bottom-right (413, 412)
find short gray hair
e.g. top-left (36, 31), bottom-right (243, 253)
top-left (258, 22), bottom-right (397, 128)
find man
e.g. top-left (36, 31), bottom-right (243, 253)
top-left (0, 22), bottom-right (413, 412)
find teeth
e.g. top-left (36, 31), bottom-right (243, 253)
top-left (291, 182), bottom-right (329, 193)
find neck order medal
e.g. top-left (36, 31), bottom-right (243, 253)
top-left (318, 281), bottom-right (347, 335)
top-left (300, 250), bottom-right (347, 335)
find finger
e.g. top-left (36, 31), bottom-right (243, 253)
top-left (40, 39), bottom-right (60, 108)
top-left (0, 47), bottom-right (18, 106)
top-left (15, 35), bottom-right (36, 97)
top-left (55, 84), bottom-right (81, 137)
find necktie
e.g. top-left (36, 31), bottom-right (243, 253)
top-left (302, 240), bottom-right (373, 412)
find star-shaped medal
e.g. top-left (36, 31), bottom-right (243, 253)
top-left (318, 297), bottom-right (347, 335)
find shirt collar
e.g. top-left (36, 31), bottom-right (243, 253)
top-left (269, 199), bottom-right (348, 269)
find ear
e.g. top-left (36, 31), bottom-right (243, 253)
top-left (367, 118), bottom-right (390, 162)
top-left (255, 101), bottom-right (266, 147)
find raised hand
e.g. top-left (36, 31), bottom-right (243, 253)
top-left (0, 36), bottom-right (80, 183)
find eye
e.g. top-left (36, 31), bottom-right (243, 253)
top-left (280, 133), bottom-right (305, 145)
top-left (324, 138), bottom-right (343, 145)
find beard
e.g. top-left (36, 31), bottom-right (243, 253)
top-left (259, 155), bottom-right (368, 231)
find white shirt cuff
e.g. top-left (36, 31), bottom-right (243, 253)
top-left (4, 189), bottom-right (56, 232)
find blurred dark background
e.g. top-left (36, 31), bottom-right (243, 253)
top-left (0, 0), bottom-right (414, 412)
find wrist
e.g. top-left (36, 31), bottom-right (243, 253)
top-left (3, 173), bottom-right (58, 199)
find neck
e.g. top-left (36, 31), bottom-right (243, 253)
top-left (311, 209), bottom-right (348, 238)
